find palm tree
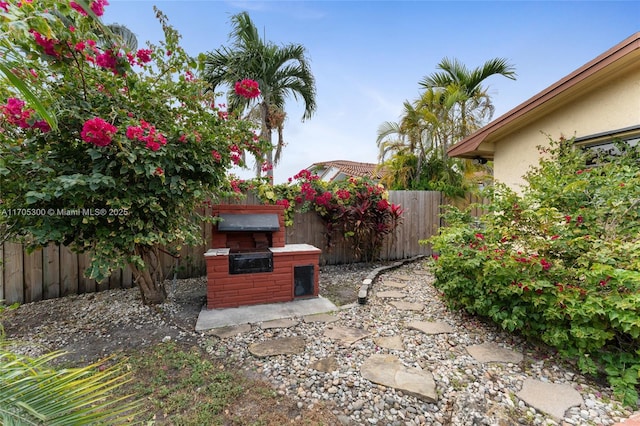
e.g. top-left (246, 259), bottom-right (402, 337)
top-left (203, 12), bottom-right (317, 181)
top-left (419, 57), bottom-right (516, 144)
top-left (102, 23), bottom-right (138, 50)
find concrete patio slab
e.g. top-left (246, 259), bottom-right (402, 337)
top-left (195, 296), bottom-right (338, 331)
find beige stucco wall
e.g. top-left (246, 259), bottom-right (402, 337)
top-left (493, 66), bottom-right (640, 191)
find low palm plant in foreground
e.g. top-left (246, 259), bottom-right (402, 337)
top-left (0, 302), bottom-right (140, 425)
top-left (0, 350), bottom-right (139, 425)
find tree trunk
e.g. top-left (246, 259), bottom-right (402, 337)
top-left (261, 101), bottom-right (274, 183)
top-left (129, 245), bottom-right (166, 305)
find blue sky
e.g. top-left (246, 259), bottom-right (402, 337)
top-left (103, 1), bottom-right (639, 183)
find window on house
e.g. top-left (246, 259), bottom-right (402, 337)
top-left (574, 125), bottom-right (640, 166)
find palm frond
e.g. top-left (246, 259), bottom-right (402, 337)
top-left (0, 350), bottom-right (141, 425)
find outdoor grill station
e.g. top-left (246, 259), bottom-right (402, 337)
top-left (204, 204), bottom-right (321, 309)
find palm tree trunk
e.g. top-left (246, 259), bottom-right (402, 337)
top-left (260, 101), bottom-right (274, 183)
top-left (129, 245), bottom-right (166, 305)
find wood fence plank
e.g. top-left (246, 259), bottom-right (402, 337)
top-left (122, 263), bottom-right (133, 288)
top-left (60, 246), bottom-right (78, 296)
top-left (77, 252), bottom-right (96, 294)
top-left (42, 243), bottom-right (60, 300)
top-left (3, 242), bottom-right (24, 304)
top-left (109, 269), bottom-right (121, 289)
top-left (24, 247), bottom-right (43, 303)
top-left (5, 190), bottom-right (458, 303)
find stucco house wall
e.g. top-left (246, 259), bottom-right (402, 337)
top-left (495, 66), bottom-right (640, 189)
top-left (448, 32), bottom-right (640, 191)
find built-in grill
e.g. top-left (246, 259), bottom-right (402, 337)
top-left (228, 248), bottom-right (273, 274)
top-left (217, 213), bottom-right (280, 232)
top-left (205, 204), bottom-right (321, 309)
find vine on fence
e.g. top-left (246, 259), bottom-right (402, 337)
top-left (230, 171), bottom-right (404, 262)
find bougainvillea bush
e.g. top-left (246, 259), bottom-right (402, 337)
top-left (428, 137), bottom-right (640, 405)
top-left (0, 1), bottom-right (264, 304)
top-left (247, 170), bottom-right (404, 262)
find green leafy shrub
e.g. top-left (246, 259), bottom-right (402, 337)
top-left (0, 1), bottom-right (264, 304)
top-left (428, 137), bottom-right (640, 406)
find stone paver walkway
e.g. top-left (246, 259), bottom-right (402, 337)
top-left (202, 263), bottom-right (635, 424)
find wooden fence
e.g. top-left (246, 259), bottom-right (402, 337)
top-left (0, 190), bottom-right (444, 305)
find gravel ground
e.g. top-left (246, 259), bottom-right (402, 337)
top-left (2, 260), bottom-right (637, 425)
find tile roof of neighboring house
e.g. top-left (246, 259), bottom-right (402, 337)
top-left (308, 160), bottom-right (382, 181)
top-left (448, 32), bottom-right (640, 160)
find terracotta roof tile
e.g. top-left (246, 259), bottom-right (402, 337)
top-left (308, 160), bottom-right (382, 181)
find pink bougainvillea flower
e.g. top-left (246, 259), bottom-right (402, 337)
top-left (540, 258), bottom-right (552, 271)
top-left (276, 198), bottom-right (290, 209)
top-left (125, 120), bottom-right (166, 151)
top-left (70, 1), bottom-right (88, 15)
top-left (0, 1), bottom-right (9, 12)
top-left (96, 49), bottom-right (118, 73)
top-left (81, 117), bottom-right (118, 147)
top-left (70, 1), bottom-right (109, 17)
top-left (475, 233), bottom-right (484, 240)
top-left (211, 150), bottom-right (222, 162)
top-left (125, 126), bottom-right (143, 140)
top-left (135, 49), bottom-right (152, 64)
top-left (234, 79), bottom-right (261, 99)
top-left (29, 30), bottom-right (60, 58)
top-left (32, 120), bottom-right (51, 133)
top-left (154, 167), bottom-right (164, 176)
top-left (2, 97), bottom-right (30, 128)
top-left (336, 188), bottom-right (350, 200)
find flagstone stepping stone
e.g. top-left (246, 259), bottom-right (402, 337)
top-left (390, 301), bottom-right (424, 311)
top-left (407, 320), bottom-right (454, 335)
top-left (466, 342), bottom-right (523, 363)
top-left (382, 280), bottom-right (408, 289)
top-left (260, 319), bottom-right (299, 329)
top-left (393, 274), bottom-right (413, 281)
top-left (309, 356), bottom-right (339, 373)
top-left (208, 323), bottom-right (251, 338)
top-left (324, 325), bottom-right (372, 344)
top-left (360, 354), bottom-right (437, 403)
top-left (376, 290), bottom-right (406, 299)
top-left (375, 335), bottom-right (404, 350)
top-left (516, 379), bottom-right (583, 421)
top-left (303, 313), bottom-right (339, 323)
top-left (248, 337), bottom-right (306, 358)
